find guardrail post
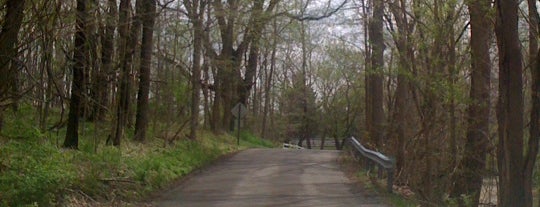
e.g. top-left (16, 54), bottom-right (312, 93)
top-left (387, 168), bottom-right (394, 193)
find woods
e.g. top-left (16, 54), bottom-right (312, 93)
top-left (1, 0), bottom-right (540, 206)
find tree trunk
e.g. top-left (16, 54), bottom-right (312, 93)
top-left (240, 41), bottom-right (259, 105)
top-left (299, 20), bottom-right (311, 150)
top-left (450, 1), bottom-right (492, 206)
top-left (112, 0), bottom-right (133, 146)
top-left (524, 1), bottom-right (540, 206)
top-left (495, 0), bottom-right (525, 205)
top-left (94, 0), bottom-right (116, 122)
top-left (64, 0), bottom-right (88, 149)
top-left (126, 0), bottom-right (143, 129)
top-left (85, 0), bottom-right (98, 121)
top-left (207, 0), bottom-right (280, 132)
top-left (134, 0), bottom-right (156, 142)
top-left (261, 28), bottom-right (277, 139)
top-left (368, 0), bottom-right (386, 148)
top-left (389, 0), bottom-right (414, 176)
top-left (185, 0), bottom-right (205, 140)
top-left (0, 0), bottom-right (25, 132)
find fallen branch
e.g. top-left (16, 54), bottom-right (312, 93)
top-left (98, 178), bottom-right (138, 184)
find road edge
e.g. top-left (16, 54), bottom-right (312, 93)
top-left (141, 150), bottom-right (244, 204)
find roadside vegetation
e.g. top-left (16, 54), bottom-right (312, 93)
top-left (355, 173), bottom-right (419, 207)
top-left (2, 0), bottom-right (540, 205)
top-left (0, 105), bottom-right (274, 207)
top-left (339, 152), bottom-right (419, 207)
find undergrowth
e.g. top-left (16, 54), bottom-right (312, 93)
top-left (339, 152), bottom-right (419, 207)
top-left (0, 106), bottom-right (275, 206)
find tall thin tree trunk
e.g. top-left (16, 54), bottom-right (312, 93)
top-left (0, 0), bottom-right (25, 132)
top-left (64, 0), bottom-right (88, 149)
top-left (261, 25), bottom-right (277, 139)
top-left (389, 0), bottom-right (413, 176)
top-left (85, 0), bottom-right (98, 121)
top-left (524, 1), bottom-right (540, 206)
top-left (202, 61), bottom-right (211, 129)
top-left (126, 0), bottom-right (143, 128)
top-left (368, 0), bottom-right (385, 148)
top-left (495, 0), bottom-right (525, 205)
top-left (450, 1), bottom-right (492, 206)
top-left (134, 0), bottom-right (156, 142)
top-left (361, 0), bottom-right (371, 145)
top-left (185, 0), bottom-right (205, 140)
top-left (94, 0), bottom-right (116, 122)
top-left (299, 20), bottom-right (311, 149)
top-left (112, 0), bottom-right (133, 146)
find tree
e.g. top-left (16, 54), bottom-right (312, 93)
top-left (388, 0), bottom-right (415, 176)
top-left (367, 0), bottom-right (385, 147)
top-left (524, 0), bottom-right (540, 206)
top-left (495, 0), bottom-right (525, 205)
top-left (112, 0), bottom-right (141, 146)
top-left (0, 0), bottom-right (26, 132)
top-left (64, 0), bottom-right (88, 149)
top-left (450, 0), bottom-right (492, 206)
top-left (260, 17), bottom-right (279, 139)
top-left (92, 0), bottom-right (117, 122)
top-left (206, 0), bottom-right (280, 132)
top-left (184, 0), bottom-right (207, 140)
top-left (134, 0), bottom-right (157, 142)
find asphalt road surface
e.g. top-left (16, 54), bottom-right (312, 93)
top-left (154, 149), bottom-right (388, 207)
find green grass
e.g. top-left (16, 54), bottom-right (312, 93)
top-left (338, 150), bottom-right (419, 207)
top-left (387, 193), bottom-right (419, 207)
top-left (0, 106), bottom-right (275, 206)
top-left (239, 131), bottom-right (276, 148)
top-left (353, 171), bottom-right (419, 207)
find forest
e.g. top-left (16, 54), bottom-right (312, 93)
top-left (0, 0), bottom-right (538, 206)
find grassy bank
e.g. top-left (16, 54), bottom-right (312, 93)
top-left (339, 153), bottom-right (419, 207)
top-left (0, 107), bottom-right (274, 206)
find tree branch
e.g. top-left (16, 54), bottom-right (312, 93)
top-left (287, 0), bottom-right (348, 21)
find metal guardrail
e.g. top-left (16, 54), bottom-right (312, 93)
top-left (341, 136), bottom-right (395, 193)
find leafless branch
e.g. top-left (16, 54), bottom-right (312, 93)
top-left (287, 0), bottom-right (348, 21)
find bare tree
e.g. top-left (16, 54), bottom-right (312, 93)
top-left (64, 0), bottom-right (88, 149)
top-left (184, 0), bottom-right (207, 140)
top-left (206, 0), bottom-right (280, 132)
top-left (134, 0), bottom-right (157, 142)
top-left (92, 0), bottom-right (117, 122)
top-left (367, 0), bottom-right (385, 147)
top-left (388, 0), bottom-right (414, 176)
top-left (524, 0), bottom-right (540, 206)
top-left (111, 0), bottom-right (134, 146)
top-left (495, 0), bottom-right (525, 205)
top-left (0, 0), bottom-right (26, 131)
top-left (450, 0), bottom-right (492, 206)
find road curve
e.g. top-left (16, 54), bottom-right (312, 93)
top-left (154, 149), bottom-right (388, 207)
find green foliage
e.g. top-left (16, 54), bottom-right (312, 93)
top-left (1, 105), bottom-right (45, 140)
top-left (388, 194), bottom-right (419, 207)
top-left (239, 131), bottom-right (275, 148)
top-left (0, 109), bottom-right (275, 206)
top-left (129, 141), bottom-right (221, 191)
top-left (445, 194), bottom-right (474, 207)
top-left (354, 170), bottom-right (419, 207)
top-left (0, 141), bottom-right (76, 206)
top-left (280, 75), bottom-right (320, 139)
top-left (173, 80), bottom-right (190, 106)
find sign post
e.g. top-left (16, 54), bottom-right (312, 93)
top-left (231, 103), bottom-right (247, 145)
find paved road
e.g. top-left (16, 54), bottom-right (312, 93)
top-left (155, 149), bottom-right (388, 207)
